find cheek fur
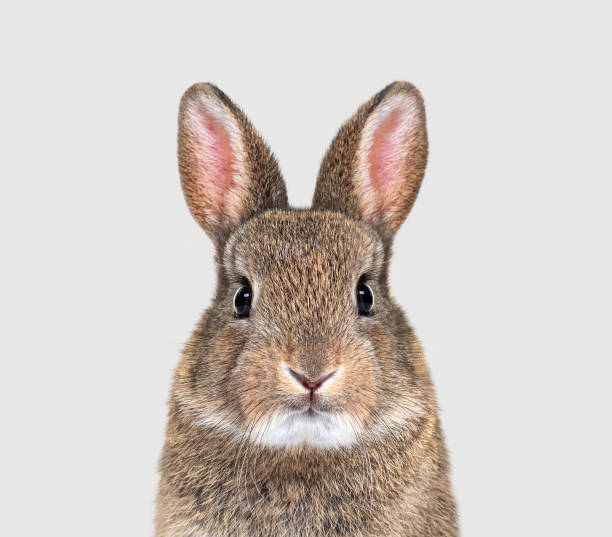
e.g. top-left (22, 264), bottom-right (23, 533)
top-left (327, 343), bottom-right (377, 421)
top-left (235, 345), bottom-right (284, 422)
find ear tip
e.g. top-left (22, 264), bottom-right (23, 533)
top-left (180, 82), bottom-right (225, 108)
top-left (384, 81), bottom-right (425, 105)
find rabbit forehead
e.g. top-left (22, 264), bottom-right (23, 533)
top-left (223, 209), bottom-right (384, 279)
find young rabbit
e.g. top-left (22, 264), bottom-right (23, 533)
top-left (155, 82), bottom-right (458, 537)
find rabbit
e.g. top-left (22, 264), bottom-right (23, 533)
top-left (155, 81), bottom-right (458, 537)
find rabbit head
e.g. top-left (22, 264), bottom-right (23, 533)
top-left (175, 82), bottom-right (431, 449)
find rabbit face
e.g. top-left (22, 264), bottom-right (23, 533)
top-left (175, 82), bottom-right (431, 449)
top-left (221, 210), bottom-right (384, 447)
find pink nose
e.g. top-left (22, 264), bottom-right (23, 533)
top-left (288, 367), bottom-right (336, 392)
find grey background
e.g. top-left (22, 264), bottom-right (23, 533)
top-left (1, 1), bottom-right (611, 536)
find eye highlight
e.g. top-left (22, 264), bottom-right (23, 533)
top-left (233, 285), bottom-right (252, 318)
top-left (357, 282), bottom-right (374, 315)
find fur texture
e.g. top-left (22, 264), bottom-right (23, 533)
top-left (156, 82), bottom-right (458, 536)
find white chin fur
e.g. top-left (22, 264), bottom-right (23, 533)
top-left (249, 411), bottom-right (359, 448)
top-left (197, 410), bottom-right (359, 449)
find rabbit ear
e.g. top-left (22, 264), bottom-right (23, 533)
top-left (312, 82), bottom-right (428, 240)
top-left (178, 83), bottom-right (288, 245)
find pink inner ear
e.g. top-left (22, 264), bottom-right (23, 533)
top-left (367, 108), bottom-right (408, 213)
top-left (193, 104), bottom-right (238, 216)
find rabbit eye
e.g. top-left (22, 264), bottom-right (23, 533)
top-left (357, 283), bottom-right (374, 315)
top-left (234, 285), bottom-right (252, 318)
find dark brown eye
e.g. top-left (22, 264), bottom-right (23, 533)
top-left (357, 283), bottom-right (374, 315)
top-left (234, 285), bottom-right (252, 318)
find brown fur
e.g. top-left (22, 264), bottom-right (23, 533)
top-left (156, 82), bottom-right (458, 536)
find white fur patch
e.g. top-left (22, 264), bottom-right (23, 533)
top-left (197, 409), bottom-right (360, 449)
top-left (249, 410), bottom-right (360, 448)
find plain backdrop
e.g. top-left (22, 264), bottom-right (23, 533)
top-left (1, 1), bottom-right (611, 536)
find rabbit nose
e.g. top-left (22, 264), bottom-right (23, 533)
top-left (288, 367), bottom-right (337, 392)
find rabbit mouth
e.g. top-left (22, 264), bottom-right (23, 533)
top-left (287, 395), bottom-right (335, 416)
top-left (305, 407), bottom-right (316, 417)
top-left (295, 403), bottom-right (326, 418)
